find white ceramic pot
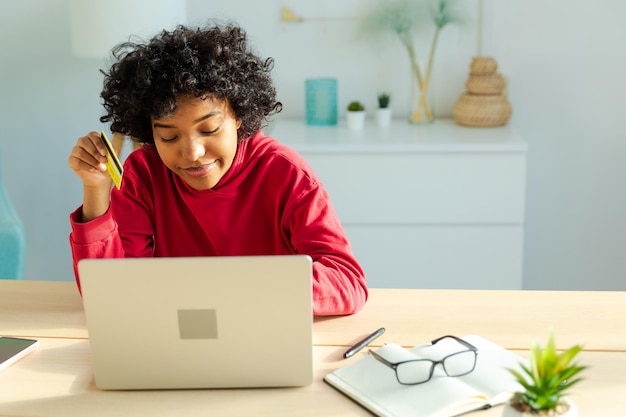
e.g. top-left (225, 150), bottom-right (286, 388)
top-left (502, 399), bottom-right (578, 417)
top-left (346, 110), bottom-right (366, 130)
top-left (375, 108), bottom-right (392, 127)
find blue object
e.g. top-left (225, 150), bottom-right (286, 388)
top-left (305, 78), bottom-right (338, 126)
top-left (0, 148), bottom-right (25, 279)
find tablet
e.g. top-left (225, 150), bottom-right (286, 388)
top-left (0, 336), bottom-right (40, 372)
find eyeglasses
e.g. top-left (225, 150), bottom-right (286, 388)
top-left (368, 335), bottom-right (478, 385)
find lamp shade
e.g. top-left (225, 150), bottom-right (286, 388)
top-left (69, 0), bottom-right (187, 58)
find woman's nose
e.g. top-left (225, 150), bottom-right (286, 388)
top-left (181, 137), bottom-right (205, 161)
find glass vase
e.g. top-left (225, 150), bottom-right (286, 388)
top-left (409, 68), bottom-right (434, 124)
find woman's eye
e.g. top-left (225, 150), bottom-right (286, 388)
top-left (202, 127), bottom-right (220, 135)
top-left (160, 136), bottom-right (178, 142)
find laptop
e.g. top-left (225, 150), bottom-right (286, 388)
top-left (77, 255), bottom-right (313, 390)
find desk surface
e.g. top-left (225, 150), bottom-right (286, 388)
top-left (316, 287), bottom-right (626, 352)
top-left (3, 281), bottom-right (625, 351)
top-left (2, 281), bottom-right (626, 417)
top-left (1, 338), bottom-right (626, 417)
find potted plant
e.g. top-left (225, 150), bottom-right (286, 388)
top-left (376, 92), bottom-right (392, 127)
top-left (504, 331), bottom-right (587, 417)
top-left (346, 100), bottom-right (366, 130)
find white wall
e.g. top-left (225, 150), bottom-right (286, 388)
top-left (1, 0), bottom-right (624, 290)
top-left (485, 1), bottom-right (626, 290)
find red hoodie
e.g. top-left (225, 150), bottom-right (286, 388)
top-left (69, 131), bottom-right (367, 315)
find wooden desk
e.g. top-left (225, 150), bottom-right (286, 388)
top-left (317, 288), bottom-right (626, 352)
top-left (2, 281), bottom-right (626, 416)
top-left (0, 338), bottom-right (370, 417)
top-left (0, 281), bottom-right (86, 339)
top-left (1, 338), bottom-right (625, 417)
top-left (3, 281), bottom-right (625, 351)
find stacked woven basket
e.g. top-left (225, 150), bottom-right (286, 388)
top-left (453, 57), bottom-right (512, 127)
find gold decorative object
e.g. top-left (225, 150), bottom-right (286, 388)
top-left (280, 7), bottom-right (356, 23)
top-left (281, 7), bottom-right (304, 22)
top-left (453, 57), bottom-right (512, 127)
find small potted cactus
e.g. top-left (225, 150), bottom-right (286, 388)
top-left (503, 331), bottom-right (587, 417)
top-left (376, 92), bottom-right (392, 127)
top-left (346, 100), bottom-right (366, 130)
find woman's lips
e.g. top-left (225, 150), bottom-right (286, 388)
top-left (183, 162), bottom-right (215, 177)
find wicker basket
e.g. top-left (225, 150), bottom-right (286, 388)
top-left (466, 73), bottom-right (505, 95)
top-left (470, 57), bottom-right (498, 75)
top-left (453, 93), bottom-right (512, 127)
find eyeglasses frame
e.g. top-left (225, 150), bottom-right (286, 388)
top-left (368, 335), bottom-right (479, 385)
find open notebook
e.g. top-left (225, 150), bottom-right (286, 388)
top-left (78, 255), bottom-right (313, 390)
top-left (325, 335), bottom-right (525, 417)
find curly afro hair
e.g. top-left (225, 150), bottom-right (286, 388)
top-left (99, 22), bottom-right (282, 144)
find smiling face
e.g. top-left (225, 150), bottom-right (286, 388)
top-left (151, 95), bottom-right (242, 190)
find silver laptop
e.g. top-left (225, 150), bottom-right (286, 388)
top-left (78, 255), bottom-right (313, 390)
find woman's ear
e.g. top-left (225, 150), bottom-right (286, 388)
top-left (235, 118), bottom-right (243, 129)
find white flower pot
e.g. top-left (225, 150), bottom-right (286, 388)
top-left (346, 110), bottom-right (366, 130)
top-left (502, 399), bottom-right (578, 417)
top-left (376, 108), bottom-right (392, 127)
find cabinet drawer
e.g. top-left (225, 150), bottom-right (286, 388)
top-left (345, 225), bottom-right (523, 290)
top-left (308, 153), bottom-right (526, 224)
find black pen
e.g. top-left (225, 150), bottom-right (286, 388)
top-left (343, 327), bottom-right (385, 359)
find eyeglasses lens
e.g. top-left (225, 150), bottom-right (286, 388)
top-left (396, 350), bottom-right (476, 384)
top-left (443, 350), bottom-right (476, 377)
top-left (396, 360), bottom-right (433, 384)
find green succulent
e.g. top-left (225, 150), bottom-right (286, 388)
top-left (508, 331), bottom-right (587, 413)
top-left (377, 92), bottom-right (391, 108)
top-left (347, 101), bottom-right (365, 111)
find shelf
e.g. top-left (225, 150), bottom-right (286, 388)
top-left (269, 117), bottom-right (526, 154)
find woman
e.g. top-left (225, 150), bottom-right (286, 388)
top-left (68, 22), bottom-right (367, 316)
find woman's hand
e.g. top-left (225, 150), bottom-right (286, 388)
top-left (68, 131), bottom-right (110, 186)
top-left (68, 131), bottom-right (114, 222)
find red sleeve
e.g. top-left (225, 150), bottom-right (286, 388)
top-left (285, 178), bottom-right (368, 316)
top-left (312, 255), bottom-right (368, 316)
top-left (68, 206), bottom-right (125, 292)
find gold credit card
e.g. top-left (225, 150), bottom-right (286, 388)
top-left (100, 131), bottom-right (123, 189)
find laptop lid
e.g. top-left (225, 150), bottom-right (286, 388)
top-left (78, 255), bottom-right (313, 390)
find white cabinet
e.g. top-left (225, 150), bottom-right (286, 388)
top-left (269, 118), bottom-right (527, 290)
